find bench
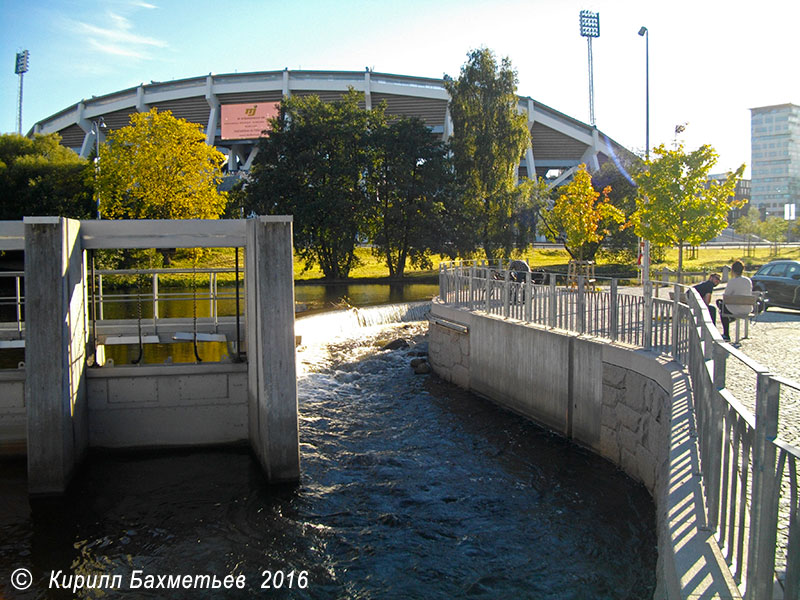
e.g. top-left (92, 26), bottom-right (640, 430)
top-left (720, 294), bottom-right (762, 343)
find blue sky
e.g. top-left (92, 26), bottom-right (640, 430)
top-left (2, 0), bottom-right (798, 177)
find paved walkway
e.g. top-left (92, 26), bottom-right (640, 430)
top-left (716, 306), bottom-right (800, 447)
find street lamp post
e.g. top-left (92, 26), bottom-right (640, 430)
top-left (92, 117), bottom-right (107, 219)
top-left (638, 26), bottom-right (650, 284)
top-left (579, 10), bottom-right (600, 127)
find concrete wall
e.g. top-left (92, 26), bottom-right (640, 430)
top-left (87, 363), bottom-right (248, 448)
top-left (24, 217), bottom-right (89, 495)
top-left (0, 370), bottom-right (25, 455)
top-left (429, 300), bottom-right (742, 600)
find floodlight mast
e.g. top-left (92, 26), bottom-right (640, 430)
top-left (579, 10), bottom-right (599, 127)
top-left (14, 50), bottom-right (29, 135)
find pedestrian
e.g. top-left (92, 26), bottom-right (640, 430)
top-left (693, 272), bottom-right (721, 324)
top-left (717, 260), bottom-right (752, 342)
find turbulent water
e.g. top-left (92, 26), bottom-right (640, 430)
top-left (0, 317), bottom-right (656, 599)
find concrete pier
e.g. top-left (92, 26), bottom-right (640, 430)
top-left (24, 217), bottom-right (89, 495)
top-left (3, 216), bottom-right (300, 494)
top-left (246, 217), bottom-right (300, 482)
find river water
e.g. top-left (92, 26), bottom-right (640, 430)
top-left (0, 313), bottom-right (656, 599)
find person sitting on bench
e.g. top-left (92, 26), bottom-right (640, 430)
top-left (717, 260), bottom-right (751, 342)
top-left (693, 272), bottom-right (721, 324)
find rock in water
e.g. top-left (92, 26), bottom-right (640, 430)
top-left (382, 338), bottom-right (409, 350)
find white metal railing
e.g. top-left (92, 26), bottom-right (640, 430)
top-left (438, 260), bottom-right (800, 599)
top-left (0, 266), bottom-right (244, 346)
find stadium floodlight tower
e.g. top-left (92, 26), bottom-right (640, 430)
top-left (579, 10), bottom-right (599, 127)
top-left (14, 50), bottom-right (30, 135)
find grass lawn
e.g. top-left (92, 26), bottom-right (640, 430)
top-left (158, 244), bottom-right (800, 286)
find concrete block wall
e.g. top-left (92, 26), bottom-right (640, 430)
top-left (86, 363), bottom-right (248, 448)
top-left (0, 370), bottom-right (26, 454)
top-left (428, 300), bottom-right (741, 599)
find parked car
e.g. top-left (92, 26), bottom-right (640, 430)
top-left (750, 260), bottom-right (800, 311)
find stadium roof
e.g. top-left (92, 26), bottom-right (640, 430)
top-left (31, 69), bottom-right (635, 184)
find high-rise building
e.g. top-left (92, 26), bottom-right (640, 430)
top-left (750, 103), bottom-right (800, 218)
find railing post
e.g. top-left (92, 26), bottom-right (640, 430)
top-left (704, 341), bottom-right (728, 532)
top-left (671, 283), bottom-right (680, 359)
top-left (15, 275), bottom-right (22, 336)
top-left (484, 267), bottom-right (490, 314)
top-left (524, 271), bottom-right (532, 322)
top-left (98, 274), bottom-right (104, 320)
top-left (152, 273), bottom-right (159, 332)
top-left (643, 279), bottom-right (653, 349)
top-left (548, 276), bottom-right (557, 328)
top-left (469, 266), bottom-right (475, 310)
top-left (577, 275), bottom-right (586, 334)
top-left (439, 264), bottom-right (446, 301)
top-left (503, 269), bottom-right (510, 318)
top-left (610, 279), bottom-right (618, 342)
top-left (745, 374), bottom-right (781, 600)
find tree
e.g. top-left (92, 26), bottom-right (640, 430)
top-left (591, 160), bottom-right (640, 262)
top-left (96, 108), bottom-right (227, 220)
top-left (246, 90), bottom-right (378, 280)
top-left (0, 133), bottom-right (94, 220)
top-left (367, 116), bottom-right (453, 278)
top-left (760, 216), bottom-right (789, 256)
top-left (733, 204), bottom-right (760, 257)
top-left (444, 48), bottom-right (531, 261)
top-left (540, 164), bottom-right (628, 261)
top-left (633, 142), bottom-right (745, 276)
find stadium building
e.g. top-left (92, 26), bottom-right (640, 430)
top-left (31, 69), bottom-right (633, 186)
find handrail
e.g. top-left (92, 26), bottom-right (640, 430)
top-left (437, 262), bottom-right (799, 599)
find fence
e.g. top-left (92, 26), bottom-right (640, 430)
top-left (0, 266), bottom-right (244, 349)
top-left (439, 260), bottom-right (800, 599)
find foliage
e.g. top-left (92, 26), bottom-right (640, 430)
top-left (761, 216), bottom-right (789, 255)
top-left (444, 48), bottom-right (532, 261)
top-left (632, 142), bottom-right (745, 275)
top-left (97, 108), bottom-right (227, 220)
top-left (591, 160), bottom-right (640, 262)
top-left (540, 165), bottom-right (628, 261)
top-left (733, 204), bottom-right (761, 257)
top-left (246, 90), bottom-right (379, 280)
top-left (367, 116), bottom-right (453, 277)
top-left (0, 133), bottom-right (94, 220)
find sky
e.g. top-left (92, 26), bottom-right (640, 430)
top-left (2, 0), bottom-right (799, 178)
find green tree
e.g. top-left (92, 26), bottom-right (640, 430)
top-left (591, 160), bottom-right (640, 262)
top-left (633, 142), bottom-right (745, 276)
top-left (733, 204), bottom-right (760, 257)
top-left (97, 108), bottom-right (227, 220)
top-left (0, 133), bottom-right (94, 220)
top-left (540, 164), bottom-right (628, 261)
top-left (444, 48), bottom-right (531, 261)
top-left (760, 215), bottom-right (789, 256)
top-left (367, 116), bottom-right (453, 278)
top-left (246, 90), bottom-right (378, 280)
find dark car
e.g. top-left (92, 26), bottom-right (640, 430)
top-left (751, 259), bottom-right (800, 311)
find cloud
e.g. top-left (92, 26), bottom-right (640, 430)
top-left (69, 3), bottom-right (167, 61)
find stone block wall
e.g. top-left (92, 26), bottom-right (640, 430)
top-left (428, 321), bottom-right (470, 389)
top-left (600, 362), bottom-right (669, 494)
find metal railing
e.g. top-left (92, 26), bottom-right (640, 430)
top-left (0, 271), bottom-right (24, 341)
top-left (438, 260), bottom-right (800, 599)
top-left (0, 267), bottom-right (244, 345)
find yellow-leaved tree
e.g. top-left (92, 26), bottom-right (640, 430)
top-left (540, 164), bottom-right (628, 261)
top-left (97, 108), bottom-right (227, 220)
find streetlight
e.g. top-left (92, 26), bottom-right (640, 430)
top-left (579, 10), bottom-right (600, 126)
top-left (14, 50), bottom-right (29, 135)
top-left (92, 117), bottom-right (107, 219)
top-left (638, 25), bottom-right (650, 284)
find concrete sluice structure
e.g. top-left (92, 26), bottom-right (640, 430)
top-left (0, 217), bottom-right (299, 495)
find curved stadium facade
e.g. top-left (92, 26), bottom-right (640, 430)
top-left (32, 69), bottom-right (632, 186)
